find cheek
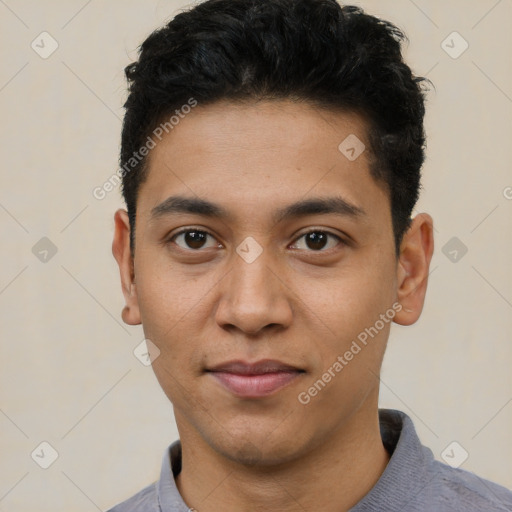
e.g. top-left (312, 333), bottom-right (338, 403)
top-left (134, 262), bottom-right (217, 381)
top-left (135, 256), bottom-right (206, 335)
top-left (299, 263), bottom-right (395, 335)
top-left (294, 260), bottom-right (397, 391)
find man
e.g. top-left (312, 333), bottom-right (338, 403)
top-left (109, 0), bottom-right (512, 510)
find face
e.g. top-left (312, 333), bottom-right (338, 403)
top-left (113, 99), bottom-right (433, 466)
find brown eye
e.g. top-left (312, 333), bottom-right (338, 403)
top-left (305, 232), bottom-right (328, 250)
top-left (172, 230), bottom-right (219, 250)
top-left (291, 231), bottom-right (343, 251)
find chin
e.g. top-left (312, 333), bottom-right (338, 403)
top-left (206, 423), bottom-right (314, 468)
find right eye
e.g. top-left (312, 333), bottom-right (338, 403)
top-left (168, 229), bottom-right (221, 251)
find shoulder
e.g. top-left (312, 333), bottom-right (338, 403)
top-left (105, 482), bottom-right (159, 512)
top-left (374, 410), bottom-right (512, 512)
top-left (428, 460), bottom-right (512, 512)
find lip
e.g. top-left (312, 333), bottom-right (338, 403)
top-left (206, 359), bottom-right (304, 398)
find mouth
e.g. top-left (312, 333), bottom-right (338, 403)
top-left (205, 359), bottom-right (305, 398)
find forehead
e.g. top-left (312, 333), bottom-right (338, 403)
top-left (137, 99), bottom-right (390, 229)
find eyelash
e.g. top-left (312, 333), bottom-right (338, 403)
top-left (167, 227), bottom-right (346, 252)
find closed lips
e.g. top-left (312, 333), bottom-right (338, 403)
top-left (206, 360), bottom-right (305, 398)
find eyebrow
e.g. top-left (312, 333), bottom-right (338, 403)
top-left (149, 195), bottom-right (366, 224)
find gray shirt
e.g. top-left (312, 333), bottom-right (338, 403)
top-left (106, 409), bottom-right (512, 511)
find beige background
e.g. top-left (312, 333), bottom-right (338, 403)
top-left (1, 0), bottom-right (511, 510)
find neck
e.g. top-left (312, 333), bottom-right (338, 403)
top-left (175, 403), bottom-right (390, 512)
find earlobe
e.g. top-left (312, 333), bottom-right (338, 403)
top-left (112, 209), bottom-right (142, 326)
top-left (393, 213), bottom-right (434, 326)
top-left (121, 283), bottom-right (141, 325)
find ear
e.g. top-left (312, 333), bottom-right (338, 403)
top-left (112, 209), bottom-right (141, 325)
top-left (393, 213), bottom-right (434, 326)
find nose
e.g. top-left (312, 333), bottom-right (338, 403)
top-left (214, 251), bottom-right (293, 336)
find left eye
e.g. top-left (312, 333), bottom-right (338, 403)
top-left (172, 230), bottom-right (220, 250)
top-left (291, 231), bottom-right (342, 251)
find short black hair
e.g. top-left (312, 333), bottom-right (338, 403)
top-left (120, 0), bottom-right (430, 255)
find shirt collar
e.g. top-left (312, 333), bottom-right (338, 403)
top-left (157, 440), bottom-right (190, 511)
top-left (157, 409), bottom-right (433, 511)
top-left (350, 409), bottom-right (435, 511)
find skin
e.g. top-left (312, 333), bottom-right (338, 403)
top-left (112, 99), bottom-right (434, 512)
